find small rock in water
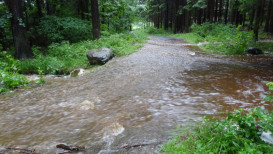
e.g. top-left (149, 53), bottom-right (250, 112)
top-left (189, 52), bottom-right (196, 56)
top-left (246, 47), bottom-right (263, 55)
top-left (104, 122), bottom-right (125, 137)
top-left (260, 131), bottom-right (273, 145)
top-left (80, 100), bottom-right (95, 110)
top-left (70, 68), bottom-right (84, 77)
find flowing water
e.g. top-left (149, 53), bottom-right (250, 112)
top-left (0, 36), bottom-right (273, 153)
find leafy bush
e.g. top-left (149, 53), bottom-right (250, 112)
top-left (0, 70), bottom-right (29, 92)
top-left (32, 16), bottom-right (92, 46)
top-left (173, 23), bottom-right (257, 54)
top-left (0, 53), bottom-right (29, 93)
top-left (146, 27), bottom-right (171, 35)
top-left (0, 4), bottom-right (13, 51)
top-left (161, 107), bottom-right (273, 153)
top-left (264, 82), bottom-right (273, 102)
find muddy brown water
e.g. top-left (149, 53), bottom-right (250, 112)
top-left (0, 36), bottom-right (273, 153)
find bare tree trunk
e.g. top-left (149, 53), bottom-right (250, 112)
top-left (7, 0), bottom-right (33, 59)
top-left (91, 0), bottom-right (100, 40)
top-left (164, 0), bottom-right (169, 30)
top-left (254, 0), bottom-right (265, 41)
top-left (264, 0), bottom-right (272, 32)
top-left (249, 9), bottom-right (255, 30)
top-left (268, 1), bottom-right (273, 34)
top-left (36, 0), bottom-right (43, 18)
top-left (219, 0), bottom-right (223, 22)
top-left (215, 0), bottom-right (218, 22)
top-left (224, 0), bottom-right (229, 24)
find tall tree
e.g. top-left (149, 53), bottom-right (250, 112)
top-left (91, 0), bottom-right (100, 40)
top-left (6, 0), bottom-right (33, 59)
top-left (36, 0), bottom-right (43, 18)
top-left (253, 0), bottom-right (265, 40)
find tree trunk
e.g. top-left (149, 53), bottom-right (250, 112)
top-left (219, 0), bottom-right (223, 22)
top-left (46, 0), bottom-right (55, 15)
top-left (215, 0), bottom-right (218, 22)
top-left (7, 0), bottom-right (33, 59)
top-left (164, 0), bottom-right (169, 30)
top-left (224, 0), bottom-right (229, 24)
top-left (207, 0), bottom-right (211, 22)
top-left (268, 1), bottom-right (273, 34)
top-left (264, 0), bottom-right (272, 32)
top-left (254, 0), bottom-right (265, 41)
top-left (23, 1), bottom-right (29, 30)
top-left (91, 0), bottom-right (100, 40)
top-left (197, 9), bottom-right (202, 24)
top-left (173, 0), bottom-right (179, 33)
top-left (36, 0), bottom-right (43, 18)
top-left (249, 9), bottom-right (255, 30)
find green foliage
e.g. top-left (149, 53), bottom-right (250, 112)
top-left (99, 0), bottom-right (135, 32)
top-left (170, 33), bottom-right (204, 44)
top-left (0, 53), bottom-right (29, 93)
top-left (19, 30), bottom-right (148, 75)
top-left (161, 107), bottom-right (273, 153)
top-left (32, 16), bottom-right (92, 46)
top-left (0, 70), bottom-right (29, 92)
top-left (0, 4), bottom-right (12, 50)
top-left (264, 82), bottom-right (273, 102)
top-left (146, 27), bottom-right (172, 35)
top-left (173, 23), bottom-right (257, 54)
top-left (36, 68), bottom-right (45, 85)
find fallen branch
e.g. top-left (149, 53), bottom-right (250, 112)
top-left (56, 144), bottom-right (85, 153)
top-left (0, 147), bottom-right (39, 154)
top-left (119, 142), bottom-right (162, 150)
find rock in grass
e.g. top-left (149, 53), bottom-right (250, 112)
top-left (86, 48), bottom-right (114, 65)
top-left (246, 47), bottom-right (263, 55)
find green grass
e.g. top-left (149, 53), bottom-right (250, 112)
top-left (19, 30), bottom-right (148, 75)
top-left (161, 107), bottom-right (273, 154)
top-left (0, 30), bottom-right (148, 93)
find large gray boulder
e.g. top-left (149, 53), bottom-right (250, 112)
top-left (86, 48), bottom-right (115, 65)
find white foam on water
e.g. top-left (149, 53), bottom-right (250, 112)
top-left (101, 122), bottom-right (125, 150)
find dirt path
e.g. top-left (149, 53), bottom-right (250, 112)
top-left (0, 36), bottom-right (272, 153)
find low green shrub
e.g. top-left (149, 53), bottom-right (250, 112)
top-left (173, 23), bottom-right (258, 54)
top-left (161, 107), bottom-right (273, 153)
top-left (264, 82), bottom-right (273, 102)
top-left (0, 53), bottom-right (29, 93)
top-left (146, 27), bottom-right (171, 35)
top-left (0, 70), bottom-right (29, 92)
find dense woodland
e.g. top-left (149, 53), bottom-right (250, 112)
top-left (1, 0), bottom-right (273, 59)
top-left (0, 0), bottom-right (144, 59)
top-left (146, 0), bottom-right (273, 38)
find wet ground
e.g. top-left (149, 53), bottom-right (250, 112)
top-left (0, 36), bottom-right (273, 153)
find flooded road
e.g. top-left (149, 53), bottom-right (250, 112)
top-left (0, 36), bottom-right (273, 153)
